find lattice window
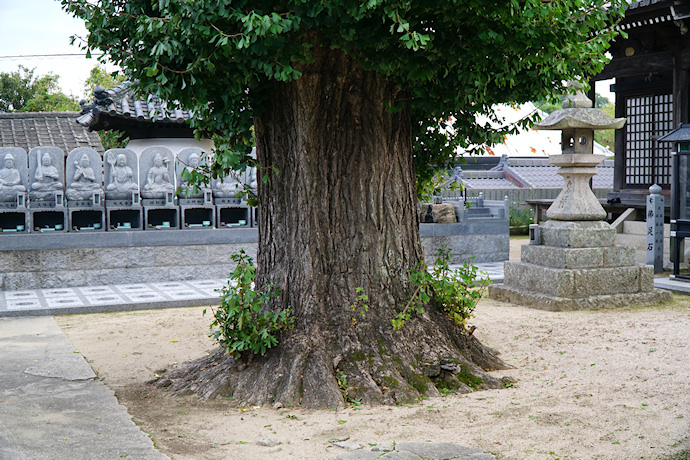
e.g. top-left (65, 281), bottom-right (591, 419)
top-left (654, 94), bottom-right (673, 185)
top-left (625, 93), bottom-right (673, 187)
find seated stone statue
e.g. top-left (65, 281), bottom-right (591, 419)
top-left (0, 154), bottom-right (26, 201)
top-left (179, 152), bottom-right (204, 198)
top-left (144, 153), bottom-right (174, 198)
top-left (106, 152), bottom-right (138, 198)
top-left (30, 152), bottom-right (63, 200)
top-left (213, 173), bottom-right (243, 198)
top-left (246, 166), bottom-right (258, 192)
top-left (66, 154), bottom-right (101, 201)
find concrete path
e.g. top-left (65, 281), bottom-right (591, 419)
top-left (0, 316), bottom-right (168, 460)
top-left (0, 260), bottom-right (682, 460)
top-left (1, 261), bottom-right (687, 318)
top-left (0, 263), bottom-right (508, 318)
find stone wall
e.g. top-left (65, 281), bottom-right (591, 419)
top-left (0, 229), bottom-right (257, 290)
top-left (421, 218), bottom-right (509, 264)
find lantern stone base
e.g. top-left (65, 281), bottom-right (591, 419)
top-left (489, 284), bottom-right (672, 311)
top-left (489, 220), bottom-right (673, 311)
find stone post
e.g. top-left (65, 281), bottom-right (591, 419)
top-left (646, 184), bottom-right (664, 273)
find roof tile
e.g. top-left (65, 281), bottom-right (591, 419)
top-left (0, 112), bottom-right (104, 154)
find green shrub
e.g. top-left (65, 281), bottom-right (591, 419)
top-left (393, 247), bottom-right (491, 330)
top-left (206, 250), bottom-right (293, 359)
top-left (509, 207), bottom-right (533, 227)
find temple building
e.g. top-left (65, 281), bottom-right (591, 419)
top-left (591, 0), bottom-right (690, 210)
top-left (76, 81), bottom-right (213, 156)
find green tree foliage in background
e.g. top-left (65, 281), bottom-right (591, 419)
top-left (537, 93), bottom-right (615, 152)
top-left (0, 66), bottom-right (79, 112)
top-left (62, 0), bottom-right (626, 408)
top-left (83, 64), bottom-right (126, 97)
top-left (594, 99), bottom-right (615, 151)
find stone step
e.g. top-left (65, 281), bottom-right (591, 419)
top-left (541, 220), bottom-right (616, 248)
top-left (489, 283), bottom-right (672, 311)
top-left (466, 207), bottom-right (492, 217)
top-left (520, 244), bottom-right (636, 269)
top-left (503, 261), bottom-right (653, 298)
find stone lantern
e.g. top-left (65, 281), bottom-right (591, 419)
top-left (489, 90), bottom-right (672, 310)
top-left (534, 91), bottom-right (625, 221)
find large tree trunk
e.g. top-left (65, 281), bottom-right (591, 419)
top-left (153, 46), bottom-right (507, 408)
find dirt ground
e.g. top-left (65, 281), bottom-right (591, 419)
top-left (54, 238), bottom-right (690, 459)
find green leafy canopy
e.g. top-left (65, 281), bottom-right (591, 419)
top-left (0, 65), bottom-right (79, 112)
top-left (62, 0), bottom-right (624, 187)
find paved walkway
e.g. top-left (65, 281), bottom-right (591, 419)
top-left (2, 260), bottom-right (686, 459)
top-left (2, 260), bottom-right (689, 318)
top-left (0, 316), bottom-right (168, 460)
top-left (0, 263), bottom-right (508, 318)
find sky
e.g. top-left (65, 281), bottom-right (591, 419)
top-left (0, 0), bottom-right (615, 103)
top-left (0, 0), bottom-right (117, 100)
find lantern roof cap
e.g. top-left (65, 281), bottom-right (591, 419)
top-left (658, 123), bottom-right (690, 143)
top-left (534, 88), bottom-right (626, 131)
top-left (534, 108), bottom-right (626, 131)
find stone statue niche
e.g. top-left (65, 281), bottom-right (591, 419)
top-left (176, 147), bottom-right (208, 201)
top-left (65, 148), bottom-right (104, 203)
top-left (139, 146), bottom-right (176, 200)
top-left (0, 147), bottom-right (28, 204)
top-left (28, 147), bottom-right (65, 203)
top-left (104, 149), bottom-right (139, 201)
top-left (212, 147), bottom-right (258, 202)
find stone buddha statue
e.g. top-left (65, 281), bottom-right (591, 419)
top-left (0, 154), bottom-right (26, 201)
top-left (179, 152), bottom-right (204, 198)
top-left (143, 153), bottom-right (175, 198)
top-left (106, 152), bottom-right (139, 198)
top-left (213, 172), bottom-right (243, 198)
top-left (66, 153), bottom-right (101, 201)
top-left (30, 151), bottom-right (63, 200)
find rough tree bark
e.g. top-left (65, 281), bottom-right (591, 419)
top-left (153, 45), bottom-right (508, 408)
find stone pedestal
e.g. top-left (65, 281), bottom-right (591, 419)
top-left (106, 195), bottom-right (143, 231)
top-left (179, 192), bottom-right (215, 229)
top-left (67, 192), bottom-right (105, 232)
top-left (30, 193), bottom-right (67, 233)
top-left (142, 197), bottom-right (179, 230)
top-left (215, 198), bottom-right (251, 229)
top-left (490, 221), bottom-right (672, 310)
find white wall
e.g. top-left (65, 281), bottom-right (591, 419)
top-left (126, 138), bottom-right (215, 157)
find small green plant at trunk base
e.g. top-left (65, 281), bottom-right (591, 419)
top-left (393, 247), bottom-right (491, 331)
top-left (205, 250), bottom-right (293, 359)
top-left (350, 287), bottom-right (369, 326)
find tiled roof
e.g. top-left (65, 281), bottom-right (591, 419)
top-left (452, 157), bottom-right (614, 191)
top-left (463, 177), bottom-right (519, 189)
top-left (627, 0), bottom-right (665, 10)
top-left (505, 160), bottom-right (614, 189)
top-left (620, 0), bottom-right (676, 29)
top-left (77, 81), bottom-right (194, 130)
top-left (0, 112), bottom-right (104, 154)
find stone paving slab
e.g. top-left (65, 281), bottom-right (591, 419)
top-left (0, 316), bottom-right (168, 460)
top-left (0, 278), bottom-right (227, 318)
top-left (0, 262), bottom-right (683, 319)
top-left (331, 442), bottom-right (495, 459)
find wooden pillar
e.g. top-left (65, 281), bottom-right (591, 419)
top-left (673, 53), bottom-right (689, 126)
top-left (614, 79), bottom-right (626, 191)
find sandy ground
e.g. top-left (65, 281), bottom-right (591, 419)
top-left (54, 238), bottom-right (690, 460)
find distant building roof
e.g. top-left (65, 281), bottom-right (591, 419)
top-left (77, 81), bottom-right (196, 139)
top-left (456, 103), bottom-right (614, 158)
top-left (457, 156), bottom-right (614, 190)
top-left (0, 111), bottom-right (104, 154)
top-left (463, 176), bottom-right (519, 190)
